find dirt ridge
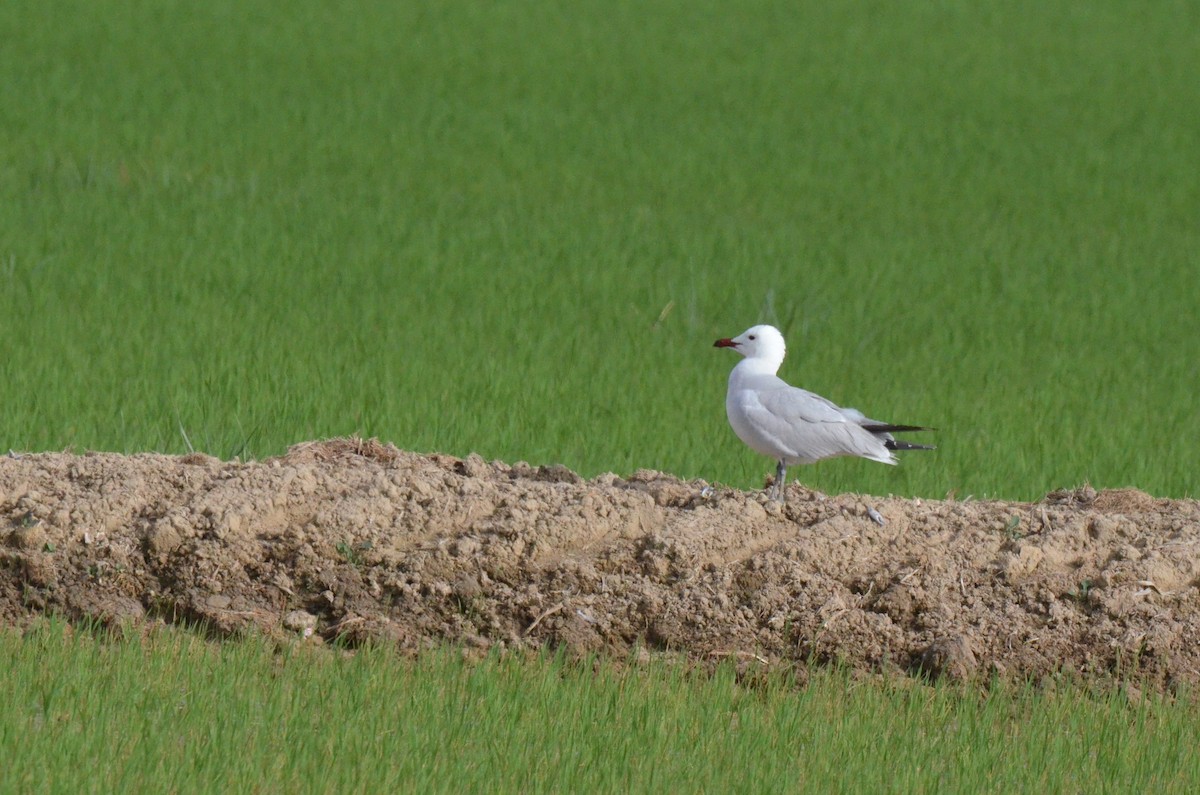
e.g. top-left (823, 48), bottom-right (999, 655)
top-left (3, 438), bottom-right (1199, 687)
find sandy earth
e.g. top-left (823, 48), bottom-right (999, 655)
top-left (2, 438), bottom-right (1198, 688)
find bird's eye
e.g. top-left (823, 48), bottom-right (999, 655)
top-left (748, 335), bottom-right (756, 340)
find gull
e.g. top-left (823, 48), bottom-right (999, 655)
top-left (714, 324), bottom-right (933, 502)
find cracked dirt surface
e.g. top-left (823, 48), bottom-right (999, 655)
top-left (2, 438), bottom-right (1198, 688)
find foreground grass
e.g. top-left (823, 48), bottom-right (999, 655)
top-left (0, 2), bottom-right (1198, 499)
top-left (2, 626), bottom-right (1197, 793)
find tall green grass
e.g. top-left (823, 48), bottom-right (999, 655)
top-left (1, 1), bottom-right (1197, 498)
top-left (3, 625), bottom-right (1197, 793)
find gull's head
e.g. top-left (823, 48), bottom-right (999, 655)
top-left (713, 325), bottom-right (787, 366)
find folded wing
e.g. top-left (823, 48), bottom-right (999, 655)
top-left (748, 383), bottom-right (898, 464)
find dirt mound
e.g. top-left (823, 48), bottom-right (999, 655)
top-left (3, 440), bottom-right (1199, 687)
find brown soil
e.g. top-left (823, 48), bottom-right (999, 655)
top-left (3, 439), bottom-right (1199, 688)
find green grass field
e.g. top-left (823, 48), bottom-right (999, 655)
top-left (2, 0), bottom-right (1196, 500)
top-left (3, 2), bottom-right (1200, 790)
top-left (3, 624), bottom-right (1198, 794)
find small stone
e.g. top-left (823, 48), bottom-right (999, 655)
top-left (283, 610), bottom-right (318, 637)
top-left (11, 525), bottom-right (48, 551)
top-left (536, 463), bottom-right (582, 484)
top-left (452, 537), bottom-right (481, 557)
top-left (997, 544), bottom-right (1043, 581)
top-left (455, 454), bottom-right (489, 479)
top-left (22, 553), bottom-right (57, 588)
top-left (180, 452), bottom-right (220, 467)
top-left (453, 572), bottom-right (482, 599)
top-left (1111, 544), bottom-right (1141, 562)
top-left (593, 472), bottom-right (619, 488)
top-left (918, 635), bottom-right (978, 681)
top-left (743, 501), bottom-right (767, 521)
top-left (145, 524), bottom-right (182, 557)
top-left (1089, 515), bottom-right (1125, 541)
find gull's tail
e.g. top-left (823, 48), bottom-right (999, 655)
top-left (861, 423), bottom-right (936, 452)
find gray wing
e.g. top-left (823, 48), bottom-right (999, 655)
top-left (762, 387), bottom-right (851, 423)
top-left (746, 379), bottom-right (895, 464)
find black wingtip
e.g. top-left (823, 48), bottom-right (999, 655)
top-left (884, 440), bottom-right (936, 451)
top-left (863, 423), bottom-right (936, 434)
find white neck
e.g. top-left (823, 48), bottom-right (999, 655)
top-left (732, 354), bottom-right (783, 380)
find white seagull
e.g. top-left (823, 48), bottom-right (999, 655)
top-left (714, 324), bottom-right (933, 501)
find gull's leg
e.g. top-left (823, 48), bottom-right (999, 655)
top-left (773, 460), bottom-right (788, 503)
